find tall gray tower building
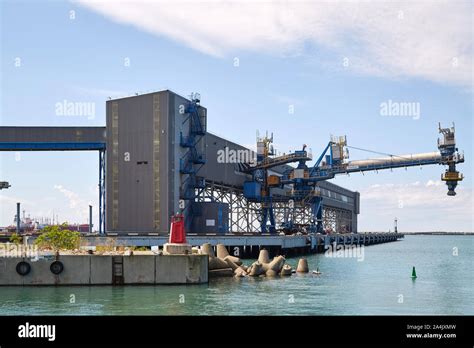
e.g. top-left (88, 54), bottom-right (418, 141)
top-left (106, 90), bottom-right (206, 233)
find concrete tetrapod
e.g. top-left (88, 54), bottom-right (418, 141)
top-left (280, 264), bottom-right (292, 276)
top-left (202, 244), bottom-right (295, 278)
top-left (216, 244), bottom-right (242, 265)
top-left (258, 249), bottom-right (270, 264)
top-left (266, 270), bottom-right (278, 277)
top-left (201, 243), bottom-right (215, 257)
top-left (201, 243), bottom-right (224, 270)
top-left (202, 243), bottom-right (245, 276)
top-left (296, 258), bottom-right (309, 273)
top-left (267, 256), bottom-right (285, 272)
top-left (231, 262), bottom-right (250, 277)
top-left (209, 257), bottom-right (230, 270)
top-left (209, 268), bottom-right (234, 277)
top-left (246, 251), bottom-right (287, 277)
top-left (224, 257), bottom-right (241, 271)
top-left (216, 244), bottom-right (228, 259)
top-left (234, 266), bottom-right (248, 277)
top-left (248, 261), bottom-right (264, 276)
top-left (257, 249), bottom-right (271, 272)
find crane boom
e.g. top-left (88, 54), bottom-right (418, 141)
top-left (346, 152), bottom-right (442, 168)
top-left (280, 124), bottom-right (464, 194)
top-left (243, 123), bottom-right (465, 233)
top-left (289, 151), bottom-right (462, 181)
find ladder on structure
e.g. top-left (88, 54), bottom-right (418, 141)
top-left (112, 256), bottom-right (124, 285)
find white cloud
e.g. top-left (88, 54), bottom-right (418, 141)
top-left (425, 179), bottom-right (442, 187)
top-left (53, 185), bottom-right (92, 222)
top-left (77, 0), bottom-right (472, 87)
top-left (54, 185), bottom-right (80, 209)
top-left (359, 180), bottom-right (473, 232)
top-left (0, 188), bottom-right (97, 227)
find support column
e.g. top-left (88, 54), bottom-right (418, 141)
top-left (89, 205), bottom-right (93, 233)
top-left (99, 149), bottom-right (106, 234)
top-left (16, 202), bottom-right (20, 234)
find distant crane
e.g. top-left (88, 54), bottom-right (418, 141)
top-left (242, 123), bottom-right (465, 234)
top-left (0, 181), bottom-right (11, 190)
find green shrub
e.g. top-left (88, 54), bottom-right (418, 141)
top-left (35, 224), bottom-right (81, 251)
top-left (130, 246), bottom-right (149, 251)
top-left (9, 233), bottom-right (22, 244)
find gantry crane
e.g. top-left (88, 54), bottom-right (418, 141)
top-left (242, 124), bottom-right (464, 234)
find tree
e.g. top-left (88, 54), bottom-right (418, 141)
top-left (35, 223), bottom-right (81, 251)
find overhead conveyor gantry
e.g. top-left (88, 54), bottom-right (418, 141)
top-left (0, 126), bottom-right (107, 234)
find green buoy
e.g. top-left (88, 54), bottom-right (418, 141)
top-left (411, 266), bottom-right (417, 279)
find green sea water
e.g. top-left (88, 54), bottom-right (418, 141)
top-left (1, 235), bottom-right (472, 315)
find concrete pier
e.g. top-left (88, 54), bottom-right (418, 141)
top-left (78, 232), bottom-right (404, 250)
top-left (72, 232), bottom-right (404, 259)
top-left (0, 254), bottom-right (208, 286)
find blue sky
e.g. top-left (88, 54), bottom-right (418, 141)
top-left (0, 0), bottom-right (472, 231)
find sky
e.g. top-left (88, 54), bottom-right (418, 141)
top-left (0, 0), bottom-right (472, 232)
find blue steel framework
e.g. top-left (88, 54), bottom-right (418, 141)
top-left (242, 124), bottom-right (464, 234)
top-left (179, 94), bottom-right (207, 231)
top-left (0, 142), bottom-right (106, 234)
top-left (195, 180), bottom-right (354, 233)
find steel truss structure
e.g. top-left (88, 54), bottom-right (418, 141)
top-left (322, 206), bottom-right (353, 233)
top-left (196, 180), bottom-right (353, 233)
top-left (195, 181), bottom-right (261, 232)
